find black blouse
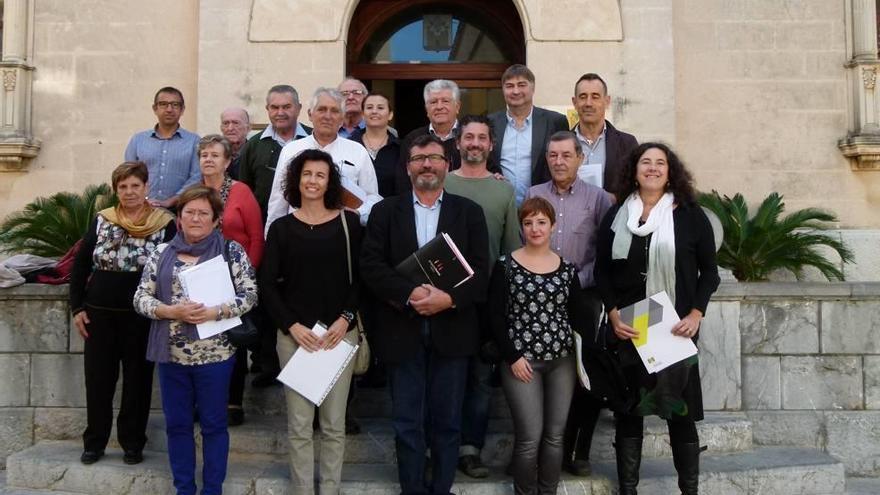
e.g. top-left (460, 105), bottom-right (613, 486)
top-left (260, 210), bottom-right (362, 334)
top-left (350, 129), bottom-right (401, 198)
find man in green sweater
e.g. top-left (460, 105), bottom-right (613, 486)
top-left (444, 114), bottom-right (521, 478)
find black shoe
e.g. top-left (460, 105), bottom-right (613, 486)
top-left (123, 450), bottom-right (143, 465)
top-left (228, 407), bottom-right (245, 426)
top-left (565, 458), bottom-right (592, 477)
top-left (458, 454), bottom-right (489, 478)
top-left (671, 442), bottom-right (701, 495)
top-left (251, 372), bottom-right (280, 388)
top-left (80, 450), bottom-right (104, 465)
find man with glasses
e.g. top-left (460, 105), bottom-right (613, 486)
top-left (361, 133), bottom-right (489, 495)
top-left (338, 77), bottom-right (369, 139)
top-left (124, 87), bottom-right (200, 209)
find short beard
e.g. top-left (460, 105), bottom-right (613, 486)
top-left (414, 174), bottom-right (442, 191)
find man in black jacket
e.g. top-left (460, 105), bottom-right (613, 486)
top-left (361, 134), bottom-right (489, 495)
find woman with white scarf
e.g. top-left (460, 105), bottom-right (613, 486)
top-left (594, 142), bottom-right (719, 495)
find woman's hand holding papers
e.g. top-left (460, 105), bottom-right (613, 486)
top-left (290, 323), bottom-right (321, 352)
top-left (609, 307), bottom-right (639, 341)
top-left (321, 317), bottom-right (349, 350)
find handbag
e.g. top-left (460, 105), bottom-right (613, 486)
top-left (580, 310), bottom-right (635, 413)
top-left (222, 241), bottom-right (260, 348)
top-left (340, 212), bottom-right (371, 376)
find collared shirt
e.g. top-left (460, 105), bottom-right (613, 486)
top-left (575, 123), bottom-right (607, 188)
top-left (124, 125), bottom-right (201, 201)
top-left (428, 121), bottom-right (459, 141)
top-left (266, 134), bottom-right (382, 233)
top-left (261, 123), bottom-right (309, 147)
top-left (499, 108), bottom-right (534, 206)
top-left (413, 191), bottom-right (443, 248)
top-left (526, 178), bottom-right (612, 288)
top-left (338, 119), bottom-right (366, 139)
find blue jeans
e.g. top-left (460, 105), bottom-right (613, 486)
top-left (459, 355), bottom-right (491, 456)
top-left (389, 332), bottom-right (468, 495)
top-left (158, 358), bottom-right (235, 495)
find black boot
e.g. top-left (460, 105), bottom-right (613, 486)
top-left (614, 437), bottom-right (642, 495)
top-left (671, 442), bottom-right (700, 495)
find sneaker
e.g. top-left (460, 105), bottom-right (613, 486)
top-left (80, 450), bottom-right (104, 465)
top-left (123, 450), bottom-right (143, 465)
top-left (228, 407), bottom-right (245, 427)
top-left (458, 454), bottom-right (489, 478)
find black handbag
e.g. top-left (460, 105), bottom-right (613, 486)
top-left (580, 312), bottom-right (635, 413)
top-left (222, 241), bottom-right (260, 348)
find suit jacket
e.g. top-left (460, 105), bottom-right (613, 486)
top-left (360, 192), bottom-right (489, 364)
top-left (571, 120), bottom-right (638, 195)
top-left (489, 106), bottom-right (569, 187)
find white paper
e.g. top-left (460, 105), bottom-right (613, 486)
top-left (178, 255), bottom-right (242, 339)
top-left (277, 322), bottom-right (359, 406)
top-left (573, 333), bottom-right (591, 390)
top-left (621, 291), bottom-right (698, 374)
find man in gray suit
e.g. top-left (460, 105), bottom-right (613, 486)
top-left (489, 64), bottom-right (570, 206)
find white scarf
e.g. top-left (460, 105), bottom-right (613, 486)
top-left (611, 192), bottom-right (677, 305)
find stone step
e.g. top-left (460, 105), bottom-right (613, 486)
top-left (5, 441), bottom-right (846, 495)
top-left (846, 477), bottom-right (880, 495)
top-left (110, 411), bottom-right (752, 466)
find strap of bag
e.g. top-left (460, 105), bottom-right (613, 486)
top-left (339, 212), bottom-right (363, 341)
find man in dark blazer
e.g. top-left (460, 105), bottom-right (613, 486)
top-left (361, 134), bottom-right (489, 495)
top-left (570, 72), bottom-right (638, 197)
top-left (489, 64), bottom-right (569, 206)
top-left (562, 72), bottom-right (639, 477)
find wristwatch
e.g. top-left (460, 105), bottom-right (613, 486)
top-left (340, 310), bottom-right (355, 324)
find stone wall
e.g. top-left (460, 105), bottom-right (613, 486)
top-left (700, 282), bottom-right (880, 476)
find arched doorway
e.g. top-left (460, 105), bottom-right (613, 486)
top-left (347, 0), bottom-right (525, 135)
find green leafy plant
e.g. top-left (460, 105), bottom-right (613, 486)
top-left (698, 191), bottom-right (854, 282)
top-left (0, 184), bottom-right (117, 257)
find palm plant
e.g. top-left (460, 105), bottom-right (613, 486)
top-left (698, 191), bottom-right (853, 282)
top-left (0, 184), bottom-right (117, 258)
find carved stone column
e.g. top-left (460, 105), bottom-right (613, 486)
top-left (839, 0), bottom-right (880, 170)
top-left (0, 0), bottom-right (41, 172)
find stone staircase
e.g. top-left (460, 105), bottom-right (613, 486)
top-left (3, 385), bottom-right (849, 494)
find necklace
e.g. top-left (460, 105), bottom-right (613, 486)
top-left (362, 133), bottom-right (387, 160)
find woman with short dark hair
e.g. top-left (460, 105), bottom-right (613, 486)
top-left (70, 161), bottom-right (176, 466)
top-left (261, 148), bottom-right (362, 494)
top-left (595, 142), bottom-right (720, 495)
top-left (134, 185), bottom-right (257, 495)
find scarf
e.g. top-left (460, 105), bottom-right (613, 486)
top-left (610, 192), bottom-right (677, 305)
top-left (98, 203), bottom-right (173, 238)
top-left (145, 229), bottom-right (225, 363)
top-left (216, 176), bottom-right (234, 231)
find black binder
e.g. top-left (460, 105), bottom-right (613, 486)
top-left (395, 232), bottom-right (474, 291)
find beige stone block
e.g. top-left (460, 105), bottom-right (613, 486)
top-left (840, 231), bottom-right (880, 282)
top-left (34, 407), bottom-right (86, 441)
top-left (781, 356), bottom-right (862, 410)
top-left (774, 21), bottom-right (835, 50)
top-left (804, 51), bottom-right (848, 79)
top-left (716, 21), bottom-right (775, 50)
top-left (0, 354), bottom-right (30, 407)
top-left (0, 300), bottom-right (69, 353)
top-left (30, 354), bottom-right (85, 407)
top-left (0, 408), bottom-right (34, 468)
top-left (526, 0), bottom-right (624, 41)
top-left (249, 0), bottom-right (347, 41)
top-left (673, 21), bottom-right (717, 49)
top-left (866, 356), bottom-right (880, 410)
top-left (622, 5), bottom-right (674, 42)
top-left (676, 0), bottom-right (748, 21)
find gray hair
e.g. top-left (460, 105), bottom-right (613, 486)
top-left (338, 77), bottom-right (368, 93)
top-left (266, 84), bottom-right (301, 105)
top-left (309, 87), bottom-right (345, 112)
top-left (548, 131), bottom-right (583, 156)
top-left (423, 79), bottom-right (460, 104)
top-left (198, 134), bottom-right (233, 159)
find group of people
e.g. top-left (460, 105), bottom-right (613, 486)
top-left (68, 64), bottom-right (719, 495)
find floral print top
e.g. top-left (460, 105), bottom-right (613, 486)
top-left (133, 241), bottom-right (258, 365)
top-left (92, 215), bottom-right (169, 271)
top-left (504, 256), bottom-right (577, 361)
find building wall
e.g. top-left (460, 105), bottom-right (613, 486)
top-left (673, 0), bottom-right (880, 228)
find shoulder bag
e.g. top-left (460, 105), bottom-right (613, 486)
top-left (341, 212), bottom-right (371, 376)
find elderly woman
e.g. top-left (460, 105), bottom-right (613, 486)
top-left (594, 143), bottom-right (720, 495)
top-left (69, 161), bottom-right (176, 465)
top-left (198, 134), bottom-right (264, 426)
top-left (134, 185), bottom-right (257, 495)
top-left (489, 197), bottom-right (588, 495)
top-left (260, 149), bottom-right (361, 495)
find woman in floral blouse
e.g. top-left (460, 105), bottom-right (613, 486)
top-left (134, 185), bottom-right (257, 495)
top-left (69, 161), bottom-right (176, 466)
top-left (488, 197), bottom-right (588, 495)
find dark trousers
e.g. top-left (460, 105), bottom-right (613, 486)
top-left (615, 413), bottom-right (698, 443)
top-left (459, 355), bottom-right (492, 456)
top-left (228, 346), bottom-right (247, 406)
top-left (82, 307), bottom-right (153, 453)
top-left (563, 287), bottom-right (605, 462)
top-left (158, 358), bottom-right (235, 495)
top-left (502, 355), bottom-right (576, 495)
top-left (389, 330), bottom-right (469, 495)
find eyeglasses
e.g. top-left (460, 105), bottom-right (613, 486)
top-left (156, 101), bottom-right (183, 109)
top-left (408, 154), bottom-right (447, 165)
top-left (180, 209), bottom-right (212, 220)
top-left (340, 90), bottom-right (366, 97)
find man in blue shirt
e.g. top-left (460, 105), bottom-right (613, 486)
top-left (124, 87), bottom-right (200, 209)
